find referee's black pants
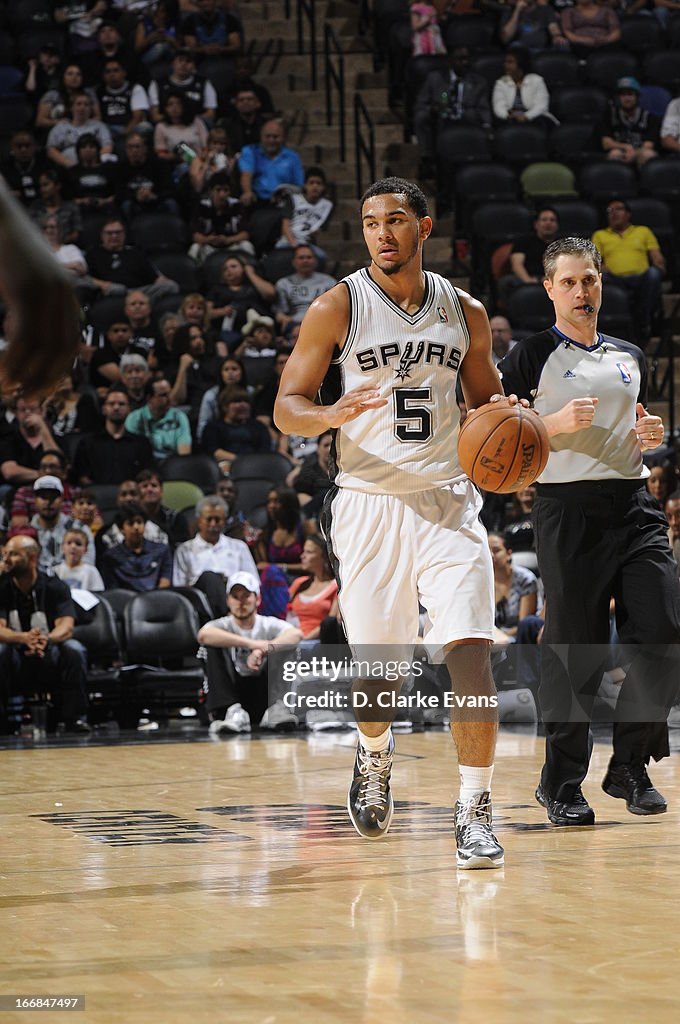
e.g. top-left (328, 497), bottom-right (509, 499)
top-left (534, 480), bottom-right (680, 802)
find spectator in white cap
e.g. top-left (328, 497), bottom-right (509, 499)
top-left (233, 310), bottom-right (278, 359)
top-left (30, 475), bottom-right (95, 576)
top-left (198, 570), bottom-right (303, 734)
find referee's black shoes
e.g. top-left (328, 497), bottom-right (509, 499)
top-left (602, 759), bottom-right (667, 815)
top-left (535, 783), bottom-right (595, 826)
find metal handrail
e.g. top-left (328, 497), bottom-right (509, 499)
top-left (324, 23), bottom-right (346, 163)
top-left (296, 0), bottom-right (317, 90)
top-left (354, 92), bottom-right (375, 197)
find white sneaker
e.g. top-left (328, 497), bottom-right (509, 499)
top-left (209, 703), bottom-right (251, 735)
top-left (260, 699), bottom-right (298, 731)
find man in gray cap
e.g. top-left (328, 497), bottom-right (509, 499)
top-left (602, 77), bottom-right (660, 167)
top-left (30, 475), bottom-right (95, 576)
top-left (197, 570), bottom-right (303, 734)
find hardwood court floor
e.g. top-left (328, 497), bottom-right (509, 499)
top-left (2, 728), bottom-right (680, 1024)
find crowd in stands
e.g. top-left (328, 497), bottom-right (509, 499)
top-left (1, 0), bottom-right (679, 734)
top-left (381, 0), bottom-right (680, 346)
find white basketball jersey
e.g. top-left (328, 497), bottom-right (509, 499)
top-left (321, 267), bottom-right (470, 494)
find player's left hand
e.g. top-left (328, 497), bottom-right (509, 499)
top-left (468, 393), bottom-right (534, 415)
top-left (635, 402), bottom-right (664, 450)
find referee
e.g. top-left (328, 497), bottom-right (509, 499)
top-left (498, 236), bottom-right (680, 826)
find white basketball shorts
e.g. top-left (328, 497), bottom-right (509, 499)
top-left (322, 481), bottom-right (495, 654)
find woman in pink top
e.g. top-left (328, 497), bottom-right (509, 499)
top-left (288, 535), bottom-right (338, 639)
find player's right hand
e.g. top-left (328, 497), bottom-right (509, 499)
top-left (551, 397), bottom-right (599, 434)
top-left (324, 384), bottom-right (388, 428)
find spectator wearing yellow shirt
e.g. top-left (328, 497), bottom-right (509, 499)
top-left (592, 199), bottom-right (665, 346)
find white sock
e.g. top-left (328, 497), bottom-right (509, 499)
top-left (360, 727), bottom-right (392, 752)
top-left (459, 763), bottom-right (494, 802)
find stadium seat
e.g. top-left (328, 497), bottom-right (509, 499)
top-left (507, 284), bottom-right (555, 334)
top-left (550, 200), bottom-right (599, 238)
top-left (472, 201), bottom-right (534, 249)
top-left (201, 250), bottom-right (231, 289)
top-left (122, 591), bottom-right (204, 726)
top-left (585, 51), bottom-right (638, 91)
top-left (628, 197), bottom-right (675, 268)
top-left (520, 162), bottom-right (577, 202)
top-left (436, 125), bottom-right (492, 166)
top-left (159, 454), bottom-right (220, 493)
top-left (151, 253), bottom-right (200, 293)
top-left (247, 207), bottom-right (284, 257)
top-left (620, 15), bottom-right (663, 52)
top-left (89, 484), bottom-right (121, 520)
top-left (639, 159), bottom-right (680, 205)
top-left (532, 52), bottom-right (581, 90)
top-left (102, 588), bottom-right (135, 650)
top-left (130, 214), bottom-right (189, 253)
top-left (444, 16), bottom-right (497, 51)
top-left (234, 477), bottom-right (276, 514)
top-left (169, 587), bottom-right (214, 626)
top-left (579, 162), bottom-right (638, 203)
top-left (230, 452), bottom-right (292, 483)
top-left (550, 86), bottom-right (608, 124)
top-left (73, 597), bottom-right (122, 724)
top-left (471, 53), bottom-right (505, 88)
top-left (493, 125), bottom-right (549, 167)
top-left (0, 98), bottom-right (33, 142)
top-left (599, 283), bottom-right (633, 339)
top-left (162, 480), bottom-right (204, 511)
top-left (643, 50), bottom-right (680, 98)
top-left (455, 164), bottom-right (519, 207)
top-left (549, 122), bottom-right (602, 167)
top-left (259, 249), bottom-right (296, 284)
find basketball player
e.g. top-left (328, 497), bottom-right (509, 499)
top-left (498, 237), bottom-right (680, 826)
top-left (0, 178), bottom-right (80, 395)
top-left (275, 177), bottom-right (520, 869)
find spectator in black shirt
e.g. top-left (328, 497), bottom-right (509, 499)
top-left (124, 290), bottom-right (163, 359)
top-left (80, 21), bottom-right (142, 86)
top-left (95, 59), bottom-right (150, 140)
top-left (189, 172), bottom-right (253, 263)
top-left (29, 169), bottom-right (82, 244)
top-left (72, 386), bottom-right (154, 485)
top-left (136, 468), bottom-right (190, 548)
top-left (169, 323), bottom-right (221, 422)
top-left (0, 535), bottom-right (89, 733)
top-left (24, 44), bottom-right (62, 105)
top-left (117, 131), bottom-right (178, 220)
top-left (602, 77), bottom-right (660, 168)
top-left (221, 56), bottom-right (275, 119)
top-left (498, 206), bottom-right (561, 309)
top-left (89, 320), bottom-right (147, 395)
top-left (148, 49), bottom-right (217, 124)
top-left (67, 134), bottom-right (118, 219)
top-left (288, 431), bottom-right (332, 515)
top-left (0, 397), bottom-right (60, 490)
top-left (86, 217), bottom-right (179, 305)
top-left (0, 131), bottom-right (49, 207)
top-left (221, 88), bottom-right (266, 154)
top-left (182, 0), bottom-right (241, 61)
top-left (202, 387), bottom-right (272, 473)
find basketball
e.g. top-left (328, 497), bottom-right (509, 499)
top-left (458, 399), bottom-right (550, 493)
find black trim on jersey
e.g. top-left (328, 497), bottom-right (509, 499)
top-left (361, 267), bottom-right (434, 324)
top-left (497, 329), bottom-right (559, 402)
top-left (498, 328), bottom-right (648, 406)
top-left (551, 326), bottom-right (603, 352)
top-left (319, 485), bottom-right (342, 591)
top-left (450, 285), bottom-right (471, 351)
top-left (332, 279), bottom-right (357, 365)
top-left (319, 361), bottom-right (344, 482)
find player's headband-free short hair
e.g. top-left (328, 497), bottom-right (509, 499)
top-left (360, 177), bottom-right (429, 220)
top-left (543, 237), bottom-right (602, 280)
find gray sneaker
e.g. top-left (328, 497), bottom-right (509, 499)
top-left (260, 700), bottom-right (298, 731)
top-left (209, 703), bottom-right (251, 735)
top-left (455, 791), bottom-right (504, 870)
top-left (347, 734), bottom-right (394, 839)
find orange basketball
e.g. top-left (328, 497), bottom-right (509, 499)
top-left (457, 399), bottom-right (550, 493)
